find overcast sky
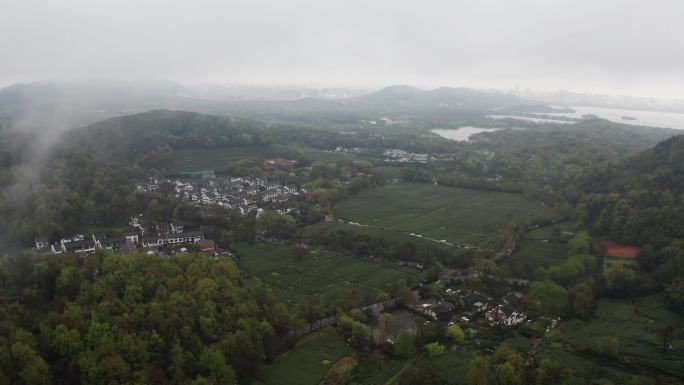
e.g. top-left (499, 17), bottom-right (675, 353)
top-left (1, 0), bottom-right (683, 98)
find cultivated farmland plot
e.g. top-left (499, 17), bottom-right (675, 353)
top-left (539, 295), bottom-right (684, 380)
top-left (234, 243), bottom-right (418, 306)
top-left (253, 328), bottom-right (354, 385)
top-left (336, 182), bottom-right (541, 249)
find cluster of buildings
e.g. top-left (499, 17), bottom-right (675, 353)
top-left (483, 291), bottom-right (528, 326)
top-left (34, 217), bottom-right (215, 256)
top-left (34, 234), bottom-right (139, 255)
top-left (411, 290), bottom-right (528, 327)
top-left (382, 149), bottom-right (452, 164)
top-left (462, 290), bottom-right (528, 326)
top-left (330, 146), bottom-right (363, 155)
top-left (383, 149), bottom-right (431, 163)
top-left (410, 298), bottom-right (456, 323)
top-left (363, 117), bottom-right (408, 126)
top-left (263, 158), bottom-right (297, 170)
top-left (137, 176), bottom-right (307, 215)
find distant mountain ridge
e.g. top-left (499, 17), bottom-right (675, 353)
top-left (0, 80), bottom-right (546, 129)
top-left (363, 85), bottom-right (524, 101)
top-left (0, 80), bottom-right (204, 129)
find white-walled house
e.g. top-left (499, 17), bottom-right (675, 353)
top-left (485, 292), bottom-right (528, 326)
top-left (34, 237), bottom-right (50, 250)
top-left (485, 304), bottom-right (526, 326)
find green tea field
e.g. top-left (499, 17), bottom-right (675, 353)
top-left (539, 295), bottom-right (684, 380)
top-left (253, 328), bottom-right (354, 385)
top-left (335, 182), bottom-right (541, 249)
top-left (504, 221), bottom-right (576, 278)
top-left (234, 243), bottom-right (419, 307)
top-left (303, 221), bottom-right (456, 252)
top-left (505, 239), bottom-right (568, 278)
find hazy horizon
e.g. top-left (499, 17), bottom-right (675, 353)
top-left (2, 0), bottom-right (684, 99)
top-left (1, 78), bottom-right (681, 102)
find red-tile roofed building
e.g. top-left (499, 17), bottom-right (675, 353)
top-left (601, 241), bottom-right (640, 259)
top-left (198, 239), bottom-right (216, 253)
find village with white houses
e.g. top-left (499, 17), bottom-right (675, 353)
top-left (32, 165), bottom-right (310, 258)
top-left (137, 173), bottom-right (307, 216)
top-left (33, 216), bottom-right (225, 257)
top-left (382, 148), bottom-right (453, 163)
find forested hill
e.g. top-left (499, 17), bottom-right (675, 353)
top-left (68, 110), bottom-right (273, 166)
top-left (569, 133), bottom-right (684, 273)
top-left (346, 85), bottom-right (541, 119)
top-left (573, 133), bottom-right (684, 200)
top-left (630, 134), bottom-right (684, 186)
top-left (359, 85), bottom-right (528, 109)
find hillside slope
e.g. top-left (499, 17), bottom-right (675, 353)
top-left (571, 134), bottom-right (684, 261)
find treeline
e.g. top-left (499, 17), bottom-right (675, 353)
top-left (378, 121), bottom-right (676, 205)
top-left (528, 231), bottom-right (599, 319)
top-left (0, 251), bottom-right (301, 385)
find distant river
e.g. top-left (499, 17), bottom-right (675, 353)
top-left (432, 127), bottom-right (504, 141)
top-left (545, 106), bottom-right (684, 130)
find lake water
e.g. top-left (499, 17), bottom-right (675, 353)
top-left (432, 127), bottom-right (503, 141)
top-left (486, 114), bottom-right (577, 125)
top-left (543, 106), bottom-right (684, 130)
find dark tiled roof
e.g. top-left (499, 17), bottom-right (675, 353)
top-left (462, 291), bottom-right (491, 306)
top-left (103, 236), bottom-right (126, 243)
top-left (63, 240), bottom-right (95, 251)
top-left (503, 292), bottom-right (522, 305)
top-left (433, 302), bottom-right (455, 315)
top-left (499, 304), bottom-right (522, 316)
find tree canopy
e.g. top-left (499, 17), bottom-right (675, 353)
top-left (0, 251), bottom-right (287, 384)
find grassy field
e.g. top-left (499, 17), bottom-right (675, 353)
top-left (505, 239), bottom-right (568, 278)
top-left (335, 182), bottom-right (541, 249)
top-left (234, 243), bottom-right (419, 306)
top-left (409, 350), bottom-right (475, 385)
top-left (604, 256), bottom-right (638, 267)
top-left (253, 327), bottom-right (354, 385)
top-left (540, 295), bottom-right (684, 380)
top-left (345, 356), bottom-right (405, 385)
top-left (504, 221), bottom-right (575, 278)
top-left (168, 144), bottom-right (350, 173)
